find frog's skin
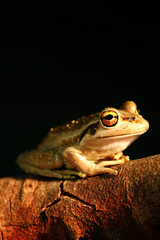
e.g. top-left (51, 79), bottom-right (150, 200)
top-left (17, 101), bottom-right (149, 179)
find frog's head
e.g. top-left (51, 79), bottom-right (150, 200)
top-left (80, 101), bottom-right (149, 153)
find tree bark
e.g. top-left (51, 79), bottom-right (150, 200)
top-left (0, 154), bottom-right (160, 240)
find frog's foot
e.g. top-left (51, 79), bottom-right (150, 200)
top-left (113, 152), bottom-right (130, 162)
top-left (95, 157), bottom-right (130, 176)
top-left (122, 155), bottom-right (130, 162)
top-left (52, 170), bottom-right (87, 179)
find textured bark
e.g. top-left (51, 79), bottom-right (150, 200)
top-left (0, 155), bottom-right (160, 240)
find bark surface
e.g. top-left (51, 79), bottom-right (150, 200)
top-left (0, 155), bottom-right (160, 240)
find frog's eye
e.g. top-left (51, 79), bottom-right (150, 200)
top-left (101, 111), bottom-right (119, 127)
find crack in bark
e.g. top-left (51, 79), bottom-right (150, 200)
top-left (62, 190), bottom-right (96, 210)
top-left (42, 180), bottom-right (98, 213)
top-left (41, 181), bottom-right (63, 212)
top-left (19, 179), bottom-right (26, 201)
top-left (61, 181), bottom-right (97, 210)
top-left (42, 198), bottom-right (61, 212)
top-left (40, 181), bottom-right (63, 231)
top-left (40, 210), bottom-right (48, 230)
top-left (8, 181), bottom-right (17, 218)
top-left (0, 230), bottom-right (4, 240)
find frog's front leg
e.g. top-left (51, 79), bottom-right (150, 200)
top-left (63, 147), bottom-right (126, 176)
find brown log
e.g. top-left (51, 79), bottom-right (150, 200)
top-left (0, 155), bottom-right (160, 240)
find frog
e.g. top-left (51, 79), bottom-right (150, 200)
top-left (17, 101), bottom-right (149, 179)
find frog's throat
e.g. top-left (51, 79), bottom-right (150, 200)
top-left (97, 131), bottom-right (147, 139)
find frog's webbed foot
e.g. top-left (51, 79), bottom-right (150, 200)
top-left (51, 170), bottom-right (87, 179)
top-left (122, 155), bottom-right (130, 162)
top-left (95, 153), bottom-right (130, 176)
top-left (112, 152), bottom-right (130, 162)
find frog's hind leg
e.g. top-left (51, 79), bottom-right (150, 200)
top-left (17, 161), bottom-right (86, 179)
top-left (17, 150), bottom-right (86, 179)
top-left (17, 149), bottom-right (64, 173)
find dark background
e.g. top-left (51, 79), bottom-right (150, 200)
top-left (1, 5), bottom-right (160, 177)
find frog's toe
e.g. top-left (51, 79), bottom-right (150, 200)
top-left (122, 155), bottom-right (130, 162)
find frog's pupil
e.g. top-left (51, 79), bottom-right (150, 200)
top-left (105, 114), bottom-right (114, 120)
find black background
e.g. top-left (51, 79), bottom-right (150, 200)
top-left (1, 5), bottom-right (160, 177)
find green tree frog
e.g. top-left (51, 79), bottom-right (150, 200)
top-left (17, 101), bottom-right (149, 179)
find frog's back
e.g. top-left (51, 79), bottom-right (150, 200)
top-left (38, 112), bottom-right (100, 150)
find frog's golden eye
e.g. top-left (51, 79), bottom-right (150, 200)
top-left (101, 111), bottom-right (119, 127)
